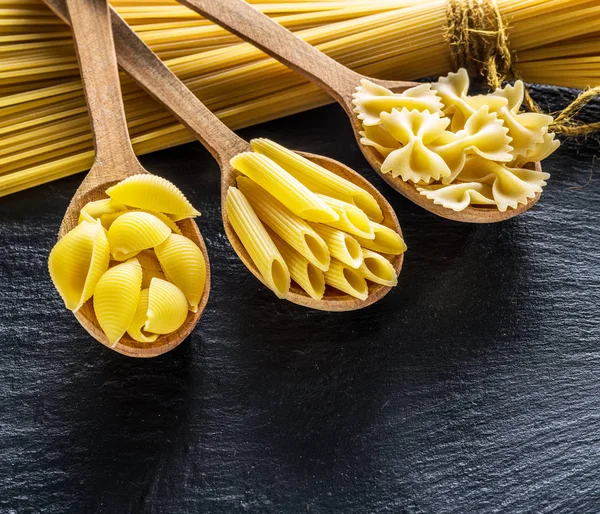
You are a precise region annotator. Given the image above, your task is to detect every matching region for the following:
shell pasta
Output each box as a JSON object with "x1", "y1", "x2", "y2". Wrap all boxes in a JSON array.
[
  {"x1": 48, "y1": 174, "x2": 207, "y2": 348},
  {"x1": 225, "y1": 139, "x2": 406, "y2": 303}
]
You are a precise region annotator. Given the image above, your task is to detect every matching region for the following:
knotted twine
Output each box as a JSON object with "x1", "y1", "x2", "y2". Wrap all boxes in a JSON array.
[{"x1": 444, "y1": 0, "x2": 600, "y2": 136}]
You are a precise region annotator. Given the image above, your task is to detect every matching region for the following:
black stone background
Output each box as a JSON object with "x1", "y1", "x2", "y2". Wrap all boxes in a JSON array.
[{"x1": 0, "y1": 85, "x2": 599, "y2": 513}]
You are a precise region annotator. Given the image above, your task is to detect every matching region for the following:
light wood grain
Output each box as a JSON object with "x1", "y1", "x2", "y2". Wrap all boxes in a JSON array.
[
  {"x1": 49, "y1": 0, "x2": 210, "y2": 357},
  {"x1": 178, "y1": 0, "x2": 544, "y2": 223},
  {"x1": 45, "y1": 0, "x2": 404, "y2": 311}
]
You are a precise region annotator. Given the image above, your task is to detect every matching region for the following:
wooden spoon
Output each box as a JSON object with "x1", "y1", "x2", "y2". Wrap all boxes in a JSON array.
[
  {"x1": 52, "y1": 0, "x2": 210, "y2": 357},
  {"x1": 175, "y1": 0, "x2": 544, "y2": 224},
  {"x1": 45, "y1": 0, "x2": 404, "y2": 312}
]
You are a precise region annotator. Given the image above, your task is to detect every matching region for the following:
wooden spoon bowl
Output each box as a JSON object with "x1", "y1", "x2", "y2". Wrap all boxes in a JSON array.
[
  {"x1": 220, "y1": 151, "x2": 403, "y2": 311},
  {"x1": 46, "y1": 0, "x2": 405, "y2": 311},
  {"x1": 50, "y1": 0, "x2": 210, "y2": 357},
  {"x1": 179, "y1": 0, "x2": 545, "y2": 224}
]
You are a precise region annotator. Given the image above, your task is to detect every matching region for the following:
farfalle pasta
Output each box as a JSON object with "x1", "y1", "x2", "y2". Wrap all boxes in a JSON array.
[
  {"x1": 226, "y1": 138, "x2": 406, "y2": 301},
  {"x1": 48, "y1": 174, "x2": 207, "y2": 347},
  {"x1": 353, "y1": 68, "x2": 558, "y2": 212}
]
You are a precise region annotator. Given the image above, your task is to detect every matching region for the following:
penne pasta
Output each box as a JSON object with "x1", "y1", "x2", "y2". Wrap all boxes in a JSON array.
[
  {"x1": 317, "y1": 195, "x2": 374, "y2": 240},
  {"x1": 354, "y1": 221, "x2": 407, "y2": 255},
  {"x1": 225, "y1": 187, "x2": 290, "y2": 299},
  {"x1": 236, "y1": 176, "x2": 330, "y2": 271},
  {"x1": 310, "y1": 223, "x2": 363, "y2": 269},
  {"x1": 230, "y1": 151, "x2": 339, "y2": 223},
  {"x1": 250, "y1": 138, "x2": 383, "y2": 221},
  {"x1": 270, "y1": 231, "x2": 325, "y2": 301},
  {"x1": 359, "y1": 248, "x2": 398, "y2": 286},
  {"x1": 323, "y1": 259, "x2": 368, "y2": 300}
]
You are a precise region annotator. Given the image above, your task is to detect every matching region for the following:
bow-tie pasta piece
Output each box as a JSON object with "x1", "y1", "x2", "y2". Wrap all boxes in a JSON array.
[
  {"x1": 469, "y1": 81, "x2": 554, "y2": 158},
  {"x1": 48, "y1": 219, "x2": 110, "y2": 312},
  {"x1": 105, "y1": 174, "x2": 200, "y2": 218},
  {"x1": 107, "y1": 211, "x2": 172, "y2": 261},
  {"x1": 359, "y1": 124, "x2": 401, "y2": 158},
  {"x1": 513, "y1": 129, "x2": 560, "y2": 167},
  {"x1": 379, "y1": 108, "x2": 451, "y2": 183},
  {"x1": 433, "y1": 105, "x2": 513, "y2": 182},
  {"x1": 458, "y1": 157, "x2": 550, "y2": 211},
  {"x1": 93, "y1": 258, "x2": 143, "y2": 347},
  {"x1": 431, "y1": 68, "x2": 507, "y2": 131},
  {"x1": 155, "y1": 234, "x2": 208, "y2": 312},
  {"x1": 353, "y1": 79, "x2": 443, "y2": 126},
  {"x1": 417, "y1": 182, "x2": 496, "y2": 211}
]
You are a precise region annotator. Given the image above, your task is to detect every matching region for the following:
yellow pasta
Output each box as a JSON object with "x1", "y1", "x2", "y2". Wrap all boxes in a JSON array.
[
  {"x1": 48, "y1": 219, "x2": 110, "y2": 312},
  {"x1": 230, "y1": 152, "x2": 339, "y2": 223},
  {"x1": 323, "y1": 259, "x2": 368, "y2": 300},
  {"x1": 236, "y1": 176, "x2": 330, "y2": 271},
  {"x1": 93, "y1": 258, "x2": 143, "y2": 347},
  {"x1": 78, "y1": 198, "x2": 126, "y2": 225},
  {"x1": 270, "y1": 231, "x2": 325, "y2": 301},
  {"x1": 354, "y1": 221, "x2": 407, "y2": 255},
  {"x1": 318, "y1": 195, "x2": 374, "y2": 239},
  {"x1": 127, "y1": 289, "x2": 158, "y2": 343},
  {"x1": 250, "y1": 138, "x2": 383, "y2": 221},
  {"x1": 154, "y1": 233, "x2": 207, "y2": 312},
  {"x1": 359, "y1": 248, "x2": 398, "y2": 287},
  {"x1": 99, "y1": 208, "x2": 182, "y2": 234},
  {"x1": 144, "y1": 278, "x2": 188, "y2": 334},
  {"x1": 310, "y1": 223, "x2": 363, "y2": 269},
  {"x1": 136, "y1": 249, "x2": 166, "y2": 289},
  {"x1": 105, "y1": 174, "x2": 201, "y2": 218},
  {"x1": 107, "y1": 211, "x2": 172, "y2": 261},
  {"x1": 225, "y1": 186, "x2": 290, "y2": 298}
]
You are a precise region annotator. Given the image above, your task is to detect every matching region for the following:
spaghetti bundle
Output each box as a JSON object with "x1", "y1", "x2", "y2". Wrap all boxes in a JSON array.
[{"x1": 1, "y1": 0, "x2": 599, "y2": 196}]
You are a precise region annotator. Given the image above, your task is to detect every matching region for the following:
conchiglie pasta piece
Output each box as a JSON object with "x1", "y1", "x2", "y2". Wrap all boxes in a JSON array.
[
  {"x1": 107, "y1": 211, "x2": 171, "y2": 261},
  {"x1": 48, "y1": 219, "x2": 110, "y2": 312},
  {"x1": 154, "y1": 234, "x2": 207, "y2": 312},
  {"x1": 100, "y1": 209, "x2": 182, "y2": 234},
  {"x1": 144, "y1": 278, "x2": 189, "y2": 334},
  {"x1": 127, "y1": 289, "x2": 158, "y2": 344},
  {"x1": 93, "y1": 258, "x2": 142, "y2": 347},
  {"x1": 105, "y1": 174, "x2": 200, "y2": 218},
  {"x1": 78, "y1": 198, "x2": 126, "y2": 224},
  {"x1": 136, "y1": 249, "x2": 166, "y2": 289}
]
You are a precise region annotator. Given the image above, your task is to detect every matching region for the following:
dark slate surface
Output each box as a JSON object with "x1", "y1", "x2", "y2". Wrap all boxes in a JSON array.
[{"x1": 0, "y1": 86, "x2": 599, "y2": 513}]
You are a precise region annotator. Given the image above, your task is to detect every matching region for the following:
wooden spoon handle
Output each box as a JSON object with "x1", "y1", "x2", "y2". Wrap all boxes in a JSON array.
[
  {"x1": 46, "y1": 0, "x2": 247, "y2": 166},
  {"x1": 65, "y1": 0, "x2": 136, "y2": 171},
  {"x1": 178, "y1": 0, "x2": 361, "y2": 102}
]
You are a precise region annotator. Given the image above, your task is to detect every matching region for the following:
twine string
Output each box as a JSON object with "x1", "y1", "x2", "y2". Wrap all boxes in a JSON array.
[{"x1": 444, "y1": 0, "x2": 600, "y2": 136}]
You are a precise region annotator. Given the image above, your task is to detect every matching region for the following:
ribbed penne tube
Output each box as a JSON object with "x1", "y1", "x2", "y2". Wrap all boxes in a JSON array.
[
  {"x1": 310, "y1": 223, "x2": 363, "y2": 269},
  {"x1": 269, "y1": 231, "x2": 325, "y2": 301},
  {"x1": 154, "y1": 234, "x2": 206, "y2": 312},
  {"x1": 225, "y1": 187, "x2": 290, "y2": 299},
  {"x1": 93, "y1": 258, "x2": 143, "y2": 347},
  {"x1": 144, "y1": 278, "x2": 188, "y2": 335},
  {"x1": 317, "y1": 195, "x2": 374, "y2": 240},
  {"x1": 354, "y1": 221, "x2": 407, "y2": 255},
  {"x1": 236, "y1": 176, "x2": 330, "y2": 271},
  {"x1": 359, "y1": 249, "x2": 398, "y2": 287},
  {"x1": 127, "y1": 289, "x2": 158, "y2": 344},
  {"x1": 106, "y1": 174, "x2": 200, "y2": 218},
  {"x1": 324, "y1": 259, "x2": 369, "y2": 301},
  {"x1": 250, "y1": 138, "x2": 383, "y2": 222},
  {"x1": 230, "y1": 152, "x2": 339, "y2": 223},
  {"x1": 107, "y1": 211, "x2": 172, "y2": 261}
]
